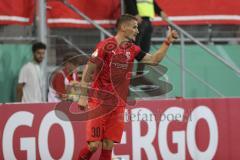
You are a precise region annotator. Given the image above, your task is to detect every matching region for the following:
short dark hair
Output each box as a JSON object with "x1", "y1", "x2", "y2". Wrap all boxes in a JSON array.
[
  {"x1": 32, "y1": 42, "x2": 46, "y2": 53},
  {"x1": 116, "y1": 14, "x2": 138, "y2": 30}
]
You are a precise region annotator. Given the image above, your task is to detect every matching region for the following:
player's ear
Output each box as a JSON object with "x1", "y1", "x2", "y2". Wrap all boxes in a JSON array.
[{"x1": 121, "y1": 23, "x2": 127, "y2": 32}]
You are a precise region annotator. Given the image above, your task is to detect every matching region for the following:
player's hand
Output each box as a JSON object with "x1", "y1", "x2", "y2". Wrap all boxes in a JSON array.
[
  {"x1": 161, "y1": 11, "x2": 168, "y2": 21},
  {"x1": 166, "y1": 26, "x2": 178, "y2": 43},
  {"x1": 78, "y1": 96, "x2": 88, "y2": 111}
]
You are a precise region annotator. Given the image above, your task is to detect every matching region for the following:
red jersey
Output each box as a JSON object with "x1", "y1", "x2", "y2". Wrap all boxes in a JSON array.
[
  {"x1": 51, "y1": 68, "x2": 79, "y2": 94},
  {"x1": 89, "y1": 37, "x2": 144, "y2": 105}
]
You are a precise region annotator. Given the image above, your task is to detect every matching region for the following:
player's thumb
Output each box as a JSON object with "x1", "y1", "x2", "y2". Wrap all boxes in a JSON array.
[{"x1": 168, "y1": 26, "x2": 172, "y2": 33}]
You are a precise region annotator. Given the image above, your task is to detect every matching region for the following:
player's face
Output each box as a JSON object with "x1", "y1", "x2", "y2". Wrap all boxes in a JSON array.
[
  {"x1": 33, "y1": 49, "x2": 45, "y2": 63},
  {"x1": 124, "y1": 20, "x2": 139, "y2": 42}
]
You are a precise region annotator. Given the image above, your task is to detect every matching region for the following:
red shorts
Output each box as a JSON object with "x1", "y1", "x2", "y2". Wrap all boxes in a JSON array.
[{"x1": 86, "y1": 100, "x2": 125, "y2": 143}]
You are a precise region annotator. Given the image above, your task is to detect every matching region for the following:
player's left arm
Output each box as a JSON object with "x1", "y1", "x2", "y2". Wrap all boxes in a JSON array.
[
  {"x1": 77, "y1": 61, "x2": 97, "y2": 110},
  {"x1": 140, "y1": 27, "x2": 178, "y2": 65}
]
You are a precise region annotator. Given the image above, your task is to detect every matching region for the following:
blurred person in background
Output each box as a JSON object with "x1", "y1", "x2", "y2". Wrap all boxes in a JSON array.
[
  {"x1": 48, "y1": 53, "x2": 84, "y2": 102},
  {"x1": 16, "y1": 42, "x2": 46, "y2": 103},
  {"x1": 124, "y1": 0, "x2": 168, "y2": 75}
]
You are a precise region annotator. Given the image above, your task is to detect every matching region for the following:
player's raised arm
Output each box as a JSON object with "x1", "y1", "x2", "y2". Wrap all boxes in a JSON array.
[{"x1": 140, "y1": 27, "x2": 178, "y2": 65}]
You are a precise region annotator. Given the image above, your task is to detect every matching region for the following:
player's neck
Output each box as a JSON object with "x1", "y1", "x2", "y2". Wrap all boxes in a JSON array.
[
  {"x1": 115, "y1": 33, "x2": 129, "y2": 45},
  {"x1": 32, "y1": 59, "x2": 41, "y2": 65}
]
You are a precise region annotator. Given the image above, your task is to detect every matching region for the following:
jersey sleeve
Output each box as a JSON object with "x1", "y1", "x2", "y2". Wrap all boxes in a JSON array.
[
  {"x1": 52, "y1": 72, "x2": 66, "y2": 95},
  {"x1": 134, "y1": 45, "x2": 146, "y2": 61},
  {"x1": 89, "y1": 42, "x2": 105, "y2": 64},
  {"x1": 18, "y1": 65, "x2": 28, "y2": 84}
]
